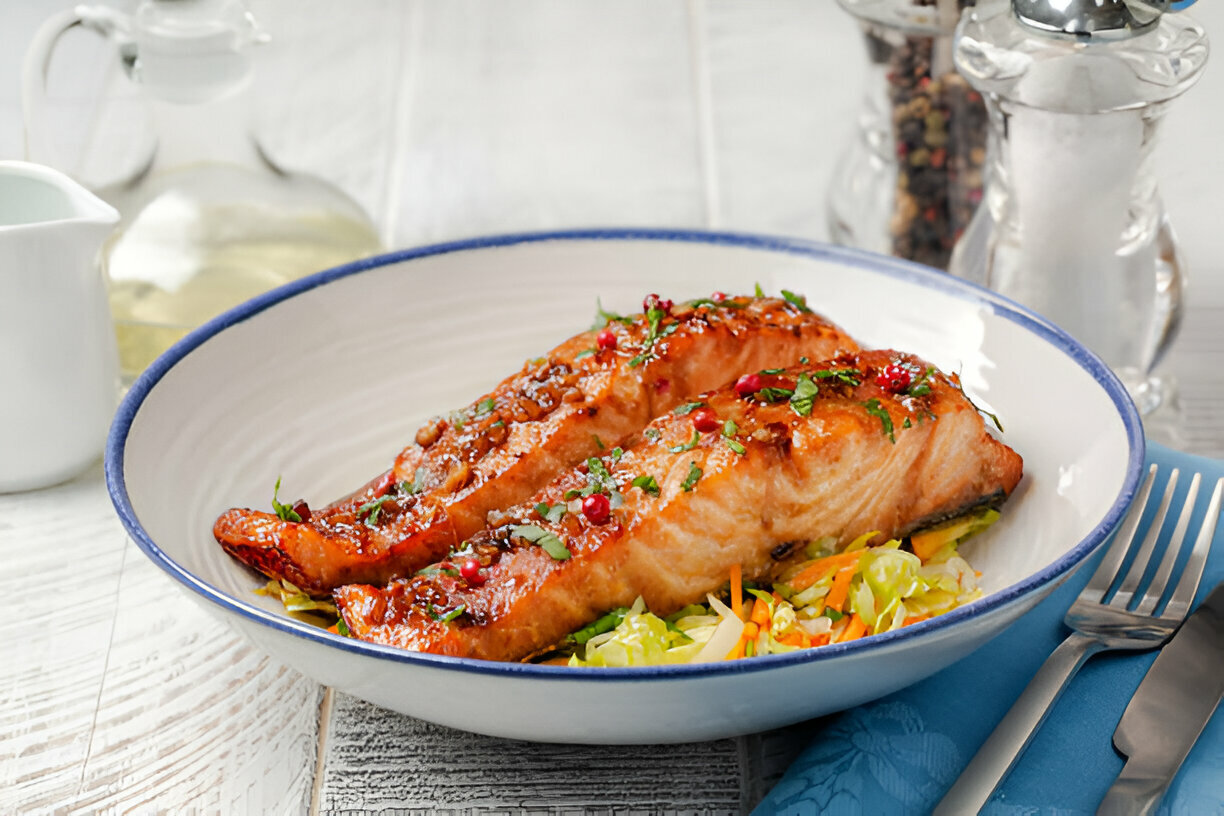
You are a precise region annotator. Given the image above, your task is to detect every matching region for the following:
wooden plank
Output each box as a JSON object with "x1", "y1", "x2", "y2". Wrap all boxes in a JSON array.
[
  {"x1": 383, "y1": 0, "x2": 707, "y2": 247},
  {"x1": 317, "y1": 693, "x2": 745, "y2": 814},
  {"x1": 0, "y1": 468, "x2": 323, "y2": 814}
]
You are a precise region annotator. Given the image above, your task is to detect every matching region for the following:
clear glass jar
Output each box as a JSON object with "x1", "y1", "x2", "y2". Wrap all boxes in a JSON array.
[
  {"x1": 828, "y1": 0, "x2": 988, "y2": 270},
  {"x1": 949, "y1": 1, "x2": 1208, "y2": 414}
]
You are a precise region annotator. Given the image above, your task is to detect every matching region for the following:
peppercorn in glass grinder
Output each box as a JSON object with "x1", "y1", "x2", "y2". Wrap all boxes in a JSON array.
[
  {"x1": 948, "y1": 0, "x2": 1207, "y2": 418},
  {"x1": 828, "y1": 0, "x2": 988, "y2": 270},
  {"x1": 23, "y1": 0, "x2": 384, "y2": 382}
]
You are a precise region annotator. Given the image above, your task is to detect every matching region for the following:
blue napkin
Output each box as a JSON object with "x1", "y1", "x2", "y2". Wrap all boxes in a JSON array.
[{"x1": 754, "y1": 442, "x2": 1224, "y2": 815}]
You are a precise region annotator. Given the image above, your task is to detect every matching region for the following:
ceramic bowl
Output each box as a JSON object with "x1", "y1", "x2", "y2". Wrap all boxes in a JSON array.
[{"x1": 107, "y1": 230, "x2": 1143, "y2": 744}]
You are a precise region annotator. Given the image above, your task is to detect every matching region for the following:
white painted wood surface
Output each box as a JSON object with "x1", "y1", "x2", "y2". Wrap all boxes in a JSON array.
[{"x1": 2, "y1": 1, "x2": 1222, "y2": 814}]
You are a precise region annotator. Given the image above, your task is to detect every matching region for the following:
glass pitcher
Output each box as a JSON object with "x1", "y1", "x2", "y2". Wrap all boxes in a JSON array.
[{"x1": 24, "y1": 0, "x2": 384, "y2": 381}]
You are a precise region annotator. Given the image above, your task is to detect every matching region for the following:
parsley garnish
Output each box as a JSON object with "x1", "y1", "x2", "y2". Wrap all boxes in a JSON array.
[
  {"x1": 812, "y1": 367, "x2": 862, "y2": 387},
  {"x1": 644, "y1": 428, "x2": 661, "y2": 441},
  {"x1": 669, "y1": 428, "x2": 701, "y2": 453},
  {"x1": 756, "y1": 386, "x2": 795, "y2": 403},
  {"x1": 610, "y1": 447, "x2": 624, "y2": 463},
  {"x1": 474, "y1": 397, "x2": 496, "y2": 416},
  {"x1": 271, "y1": 477, "x2": 301, "y2": 522},
  {"x1": 903, "y1": 417, "x2": 912, "y2": 429},
  {"x1": 908, "y1": 367, "x2": 936, "y2": 397},
  {"x1": 754, "y1": 282, "x2": 765, "y2": 297},
  {"x1": 628, "y1": 307, "x2": 680, "y2": 368},
  {"x1": 686, "y1": 297, "x2": 744, "y2": 309},
  {"x1": 722, "y1": 419, "x2": 745, "y2": 455},
  {"x1": 535, "y1": 502, "x2": 567, "y2": 523},
  {"x1": 759, "y1": 367, "x2": 785, "y2": 375},
  {"x1": 397, "y1": 467, "x2": 426, "y2": 496},
  {"x1": 335, "y1": 618, "x2": 351, "y2": 637},
  {"x1": 952, "y1": 375, "x2": 1004, "y2": 432},
  {"x1": 789, "y1": 373, "x2": 819, "y2": 417},
  {"x1": 781, "y1": 289, "x2": 812, "y2": 313},
  {"x1": 512, "y1": 524, "x2": 571, "y2": 560},
  {"x1": 427, "y1": 603, "x2": 466, "y2": 623},
  {"x1": 416, "y1": 565, "x2": 461, "y2": 578},
  {"x1": 673, "y1": 401, "x2": 706, "y2": 415},
  {"x1": 863, "y1": 398, "x2": 896, "y2": 443},
  {"x1": 632, "y1": 474, "x2": 661, "y2": 496},
  {"x1": 357, "y1": 495, "x2": 395, "y2": 526},
  {"x1": 800, "y1": 356, "x2": 810, "y2": 364},
  {"x1": 592, "y1": 298, "x2": 632, "y2": 329},
  {"x1": 593, "y1": 434, "x2": 605, "y2": 450},
  {"x1": 681, "y1": 462, "x2": 703, "y2": 492},
  {"x1": 574, "y1": 348, "x2": 597, "y2": 361}
]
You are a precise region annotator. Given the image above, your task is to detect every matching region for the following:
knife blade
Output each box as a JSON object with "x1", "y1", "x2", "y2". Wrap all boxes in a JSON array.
[{"x1": 1097, "y1": 580, "x2": 1224, "y2": 816}]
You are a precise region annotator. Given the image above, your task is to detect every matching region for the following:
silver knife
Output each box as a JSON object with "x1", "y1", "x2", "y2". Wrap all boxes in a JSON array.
[{"x1": 1097, "y1": 580, "x2": 1224, "y2": 816}]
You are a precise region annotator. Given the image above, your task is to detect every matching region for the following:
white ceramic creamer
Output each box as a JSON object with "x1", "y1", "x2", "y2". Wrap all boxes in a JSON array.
[{"x1": 0, "y1": 161, "x2": 120, "y2": 492}]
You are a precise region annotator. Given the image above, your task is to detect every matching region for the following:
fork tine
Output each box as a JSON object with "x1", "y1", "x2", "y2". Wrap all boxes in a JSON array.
[
  {"x1": 1133, "y1": 472, "x2": 1199, "y2": 616},
  {"x1": 1081, "y1": 464, "x2": 1157, "y2": 605},
  {"x1": 1110, "y1": 468, "x2": 1179, "y2": 610},
  {"x1": 1159, "y1": 475, "x2": 1222, "y2": 622}
]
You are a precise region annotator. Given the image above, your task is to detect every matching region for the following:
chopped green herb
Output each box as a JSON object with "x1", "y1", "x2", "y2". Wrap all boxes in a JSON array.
[
  {"x1": 724, "y1": 436, "x2": 746, "y2": 455},
  {"x1": 951, "y1": 375, "x2": 1004, "y2": 432},
  {"x1": 593, "y1": 434, "x2": 605, "y2": 450},
  {"x1": 568, "y1": 607, "x2": 629, "y2": 644},
  {"x1": 631, "y1": 474, "x2": 661, "y2": 496},
  {"x1": 592, "y1": 298, "x2": 633, "y2": 329},
  {"x1": 669, "y1": 428, "x2": 701, "y2": 453},
  {"x1": 863, "y1": 398, "x2": 896, "y2": 443},
  {"x1": 908, "y1": 367, "x2": 936, "y2": 397},
  {"x1": 681, "y1": 461, "x2": 703, "y2": 492},
  {"x1": 800, "y1": 356, "x2": 810, "y2": 364},
  {"x1": 397, "y1": 467, "x2": 427, "y2": 496},
  {"x1": 759, "y1": 367, "x2": 786, "y2": 375},
  {"x1": 512, "y1": 524, "x2": 571, "y2": 560},
  {"x1": 812, "y1": 367, "x2": 862, "y2": 387},
  {"x1": 416, "y1": 565, "x2": 461, "y2": 578},
  {"x1": 781, "y1": 289, "x2": 812, "y2": 313},
  {"x1": 563, "y1": 488, "x2": 582, "y2": 500},
  {"x1": 754, "y1": 282, "x2": 765, "y2": 297},
  {"x1": 756, "y1": 386, "x2": 795, "y2": 403},
  {"x1": 721, "y1": 419, "x2": 745, "y2": 454},
  {"x1": 723, "y1": 419, "x2": 739, "y2": 435},
  {"x1": 490, "y1": 420, "x2": 505, "y2": 429},
  {"x1": 686, "y1": 297, "x2": 744, "y2": 310},
  {"x1": 474, "y1": 397, "x2": 496, "y2": 416},
  {"x1": 427, "y1": 603, "x2": 466, "y2": 623},
  {"x1": 903, "y1": 416, "x2": 912, "y2": 429},
  {"x1": 528, "y1": 356, "x2": 547, "y2": 366},
  {"x1": 789, "y1": 373, "x2": 819, "y2": 417},
  {"x1": 271, "y1": 477, "x2": 302, "y2": 522},
  {"x1": 644, "y1": 428, "x2": 661, "y2": 441},
  {"x1": 357, "y1": 495, "x2": 395, "y2": 526},
  {"x1": 335, "y1": 618, "x2": 351, "y2": 637},
  {"x1": 823, "y1": 608, "x2": 845, "y2": 622},
  {"x1": 574, "y1": 348, "x2": 598, "y2": 361},
  {"x1": 672, "y1": 401, "x2": 706, "y2": 416},
  {"x1": 535, "y1": 502, "x2": 567, "y2": 523},
  {"x1": 627, "y1": 352, "x2": 649, "y2": 368},
  {"x1": 610, "y1": 447, "x2": 624, "y2": 463}
]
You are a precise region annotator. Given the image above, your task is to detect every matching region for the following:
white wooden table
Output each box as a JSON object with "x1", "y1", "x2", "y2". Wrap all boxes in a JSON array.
[{"x1": 3, "y1": 2, "x2": 1223, "y2": 813}]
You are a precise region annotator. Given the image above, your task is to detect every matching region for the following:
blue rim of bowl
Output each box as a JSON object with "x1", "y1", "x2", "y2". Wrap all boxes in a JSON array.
[{"x1": 105, "y1": 227, "x2": 1145, "y2": 681}]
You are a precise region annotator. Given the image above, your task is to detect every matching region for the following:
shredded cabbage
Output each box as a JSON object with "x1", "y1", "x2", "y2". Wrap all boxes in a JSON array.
[{"x1": 561, "y1": 509, "x2": 996, "y2": 666}]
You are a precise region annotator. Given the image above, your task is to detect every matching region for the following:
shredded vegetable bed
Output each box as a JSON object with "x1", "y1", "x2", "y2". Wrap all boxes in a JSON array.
[
  {"x1": 255, "y1": 509, "x2": 997, "y2": 665},
  {"x1": 547, "y1": 509, "x2": 997, "y2": 667}
]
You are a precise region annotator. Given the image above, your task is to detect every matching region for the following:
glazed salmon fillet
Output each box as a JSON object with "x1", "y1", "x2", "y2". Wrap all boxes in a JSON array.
[
  {"x1": 335, "y1": 349, "x2": 1023, "y2": 661},
  {"x1": 214, "y1": 295, "x2": 858, "y2": 594}
]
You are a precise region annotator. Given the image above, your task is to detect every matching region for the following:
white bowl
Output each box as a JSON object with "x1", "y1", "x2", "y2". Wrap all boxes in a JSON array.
[{"x1": 107, "y1": 230, "x2": 1143, "y2": 744}]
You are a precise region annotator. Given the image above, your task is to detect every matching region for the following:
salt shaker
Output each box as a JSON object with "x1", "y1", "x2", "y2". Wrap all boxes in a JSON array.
[{"x1": 948, "y1": 0, "x2": 1208, "y2": 414}]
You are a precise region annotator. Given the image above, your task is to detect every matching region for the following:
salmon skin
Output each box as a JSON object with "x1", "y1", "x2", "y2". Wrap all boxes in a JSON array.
[
  {"x1": 335, "y1": 349, "x2": 1023, "y2": 661},
  {"x1": 214, "y1": 295, "x2": 858, "y2": 595}
]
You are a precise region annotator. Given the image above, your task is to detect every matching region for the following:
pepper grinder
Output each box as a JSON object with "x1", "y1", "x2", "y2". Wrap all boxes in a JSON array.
[{"x1": 948, "y1": 0, "x2": 1207, "y2": 416}]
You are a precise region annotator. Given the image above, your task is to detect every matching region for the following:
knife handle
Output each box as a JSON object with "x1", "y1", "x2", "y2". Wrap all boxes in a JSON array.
[
  {"x1": 934, "y1": 632, "x2": 1104, "y2": 815},
  {"x1": 1096, "y1": 763, "x2": 1165, "y2": 816}
]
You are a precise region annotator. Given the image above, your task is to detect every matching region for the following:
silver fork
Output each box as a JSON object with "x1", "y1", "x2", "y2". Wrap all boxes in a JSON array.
[{"x1": 935, "y1": 464, "x2": 1222, "y2": 815}]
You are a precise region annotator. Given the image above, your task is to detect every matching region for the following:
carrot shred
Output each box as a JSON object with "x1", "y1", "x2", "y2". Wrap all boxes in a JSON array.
[
  {"x1": 326, "y1": 623, "x2": 340, "y2": 634},
  {"x1": 727, "y1": 621, "x2": 759, "y2": 660},
  {"x1": 779, "y1": 631, "x2": 807, "y2": 648},
  {"x1": 750, "y1": 598, "x2": 772, "y2": 628},
  {"x1": 787, "y1": 551, "x2": 864, "y2": 592},
  {"x1": 903, "y1": 615, "x2": 930, "y2": 626},
  {"x1": 837, "y1": 614, "x2": 868, "y2": 643},
  {"x1": 730, "y1": 564, "x2": 743, "y2": 619},
  {"x1": 825, "y1": 565, "x2": 857, "y2": 612}
]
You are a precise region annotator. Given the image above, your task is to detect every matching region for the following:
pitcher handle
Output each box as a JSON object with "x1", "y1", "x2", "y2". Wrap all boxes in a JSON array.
[{"x1": 21, "y1": 5, "x2": 134, "y2": 169}]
